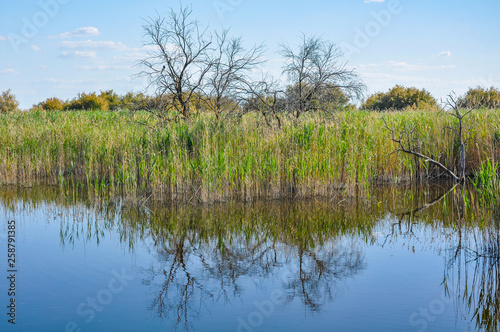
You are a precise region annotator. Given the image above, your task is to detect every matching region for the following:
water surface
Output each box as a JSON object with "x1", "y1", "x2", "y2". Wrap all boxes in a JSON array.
[{"x1": 0, "y1": 184, "x2": 498, "y2": 331}]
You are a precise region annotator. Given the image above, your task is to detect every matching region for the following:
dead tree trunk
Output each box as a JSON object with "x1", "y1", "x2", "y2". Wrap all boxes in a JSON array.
[{"x1": 383, "y1": 118, "x2": 461, "y2": 182}]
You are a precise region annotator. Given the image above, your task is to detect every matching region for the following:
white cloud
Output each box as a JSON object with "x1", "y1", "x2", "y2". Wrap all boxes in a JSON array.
[
  {"x1": 34, "y1": 78, "x2": 67, "y2": 84},
  {"x1": 32, "y1": 77, "x2": 100, "y2": 84},
  {"x1": 31, "y1": 45, "x2": 40, "y2": 51},
  {"x1": 75, "y1": 64, "x2": 131, "y2": 71},
  {"x1": 0, "y1": 68, "x2": 20, "y2": 74},
  {"x1": 364, "y1": 0, "x2": 385, "y2": 3},
  {"x1": 60, "y1": 40, "x2": 127, "y2": 51},
  {"x1": 112, "y1": 45, "x2": 179, "y2": 64},
  {"x1": 437, "y1": 51, "x2": 452, "y2": 57},
  {"x1": 0, "y1": 35, "x2": 7, "y2": 41},
  {"x1": 48, "y1": 27, "x2": 100, "y2": 39},
  {"x1": 359, "y1": 61, "x2": 456, "y2": 72},
  {"x1": 142, "y1": 45, "x2": 161, "y2": 52},
  {"x1": 40, "y1": 65, "x2": 48, "y2": 69},
  {"x1": 360, "y1": 70, "x2": 500, "y2": 103},
  {"x1": 112, "y1": 47, "x2": 156, "y2": 63},
  {"x1": 59, "y1": 51, "x2": 97, "y2": 59},
  {"x1": 113, "y1": 52, "x2": 146, "y2": 63},
  {"x1": 355, "y1": 60, "x2": 489, "y2": 104}
]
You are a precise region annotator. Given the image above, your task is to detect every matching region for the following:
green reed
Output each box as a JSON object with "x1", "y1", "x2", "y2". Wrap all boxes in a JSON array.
[{"x1": 0, "y1": 108, "x2": 499, "y2": 203}]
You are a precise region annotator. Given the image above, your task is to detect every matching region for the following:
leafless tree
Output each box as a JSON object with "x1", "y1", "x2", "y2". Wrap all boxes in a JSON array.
[
  {"x1": 384, "y1": 94, "x2": 474, "y2": 182},
  {"x1": 383, "y1": 118, "x2": 462, "y2": 181},
  {"x1": 445, "y1": 92, "x2": 474, "y2": 180},
  {"x1": 138, "y1": 6, "x2": 212, "y2": 121},
  {"x1": 202, "y1": 29, "x2": 265, "y2": 120},
  {"x1": 280, "y1": 35, "x2": 365, "y2": 118},
  {"x1": 240, "y1": 74, "x2": 285, "y2": 128}
]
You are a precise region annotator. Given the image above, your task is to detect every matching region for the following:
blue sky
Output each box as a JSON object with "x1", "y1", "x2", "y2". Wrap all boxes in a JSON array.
[{"x1": 0, "y1": 0, "x2": 499, "y2": 109}]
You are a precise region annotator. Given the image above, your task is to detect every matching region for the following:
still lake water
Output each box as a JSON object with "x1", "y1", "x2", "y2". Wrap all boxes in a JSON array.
[{"x1": 0, "y1": 184, "x2": 498, "y2": 331}]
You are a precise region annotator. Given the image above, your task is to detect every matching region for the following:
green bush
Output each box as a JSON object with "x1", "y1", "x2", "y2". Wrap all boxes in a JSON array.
[
  {"x1": 286, "y1": 83, "x2": 350, "y2": 113},
  {"x1": 362, "y1": 85, "x2": 438, "y2": 111},
  {"x1": 35, "y1": 97, "x2": 66, "y2": 111},
  {"x1": 66, "y1": 92, "x2": 110, "y2": 111},
  {"x1": 0, "y1": 89, "x2": 20, "y2": 113},
  {"x1": 313, "y1": 84, "x2": 350, "y2": 111},
  {"x1": 99, "y1": 90, "x2": 121, "y2": 110},
  {"x1": 120, "y1": 91, "x2": 151, "y2": 110},
  {"x1": 457, "y1": 86, "x2": 500, "y2": 109}
]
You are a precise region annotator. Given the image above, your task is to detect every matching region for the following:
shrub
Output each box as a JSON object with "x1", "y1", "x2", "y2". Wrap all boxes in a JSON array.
[
  {"x1": 311, "y1": 84, "x2": 350, "y2": 112},
  {"x1": 99, "y1": 90, "x2": 121, "y2": 110},
  {"x1": 362, "y1": 85, "x2": 438, "y2": 111},
  {"x1": 120, "y1": 91, "x2": 151, "y2": 110},
  {"x1": 457, "y1": 86, "x2": 500, "y2": 109},
  {"x1": 66, "y1": 92, "x2": 109, "y2": 111},
  {"x1": 0, "y1": 89, "x2": 20, "y2": 113},
  {"x1": 35, "y1": 97, "x2": 66, "y2": 111},
  {"x1": 286, "y1": 83, "x2": 350, "y2": 113}
]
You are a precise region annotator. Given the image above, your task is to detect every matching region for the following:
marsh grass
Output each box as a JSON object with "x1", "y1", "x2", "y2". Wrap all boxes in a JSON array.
[
  {"x1": 1, "y1": 108, "x2": 499, "y2": 203},
  {"x1": 0, "y1": 182, "x2": 496, "y2": 250},
  {"x1": 2, "y1": 179, "x2": 500, "y2": 330}
]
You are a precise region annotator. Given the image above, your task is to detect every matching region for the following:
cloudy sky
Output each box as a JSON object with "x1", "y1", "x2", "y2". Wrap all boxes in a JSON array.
[{"x1": 0, "y1": 0, "x2": 499, "y2": 109}]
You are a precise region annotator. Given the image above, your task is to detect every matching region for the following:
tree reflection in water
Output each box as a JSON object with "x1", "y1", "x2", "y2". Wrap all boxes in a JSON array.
[
  {"x1": 383, "y1": 183, "x2": 500, "y2": 332},
  {"x1": 445, "y1": 226, "x2": 500, "y2": 331},
  {"x1": 284, "y1": 244, "x2": 365, "y2": 312},
  {"x1": 137, "y1": 202, "x2": 371, "y2": 330},
  {"x1": 1, "y1": 184, "x2": 500, "y2": 331}
]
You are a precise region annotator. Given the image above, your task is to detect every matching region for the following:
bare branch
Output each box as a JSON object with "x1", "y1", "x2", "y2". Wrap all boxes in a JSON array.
[
  {"x1": 136, "y1": 5, "x2": 212, "y2": 121},
  {"x1": 201, "y1": 29, "x2": 266, "y2": 120},
  {"x1": 383, "y1": 118, "x2": 461, "y2": 182},
  {"x1": 280, "y1": 34, "x2": 365, "y2": 118},
  {"x1": 239, "y1": 74, "x2": 285, "y2": 129}
]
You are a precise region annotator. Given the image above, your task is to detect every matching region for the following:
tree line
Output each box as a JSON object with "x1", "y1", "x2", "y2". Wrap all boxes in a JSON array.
[
  {"x1": 0, "y1": 84, "x2": 497, "y2": 116},
  {"x1": 1, "y1": 6, "x2": 499, "y2": 117},
  {"x1": 1, "y1": 83, "x2": 499, "y2": 117}
]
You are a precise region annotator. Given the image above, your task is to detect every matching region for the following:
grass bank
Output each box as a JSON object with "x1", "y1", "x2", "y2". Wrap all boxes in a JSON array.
[{"x1": 0, "y1": 109, "x2": 499, "y2": 202}]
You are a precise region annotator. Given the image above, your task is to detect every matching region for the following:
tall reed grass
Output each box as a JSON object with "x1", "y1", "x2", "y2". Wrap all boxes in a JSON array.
[{"x1": 0, "y1": 108, "x2": 499, "y2": 202}]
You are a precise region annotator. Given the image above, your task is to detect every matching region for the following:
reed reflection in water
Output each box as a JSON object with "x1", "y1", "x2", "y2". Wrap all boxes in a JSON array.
[{"x1": 0, "y1": 183, "x2": 499, "y2": 331}]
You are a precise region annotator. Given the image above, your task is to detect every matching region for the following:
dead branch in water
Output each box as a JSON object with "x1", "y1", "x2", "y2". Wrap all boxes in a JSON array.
[
  {"x1": 383, "y1": 117, "x2": 461, "y2": 182},
  {"x1": 383, "y1": 93, "x2": 474, "y2": 182}
]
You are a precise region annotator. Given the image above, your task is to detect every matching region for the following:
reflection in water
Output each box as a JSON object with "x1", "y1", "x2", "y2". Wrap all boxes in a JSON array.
[
  {"x1": 1, "y1": 183, "x2": 499, "y2": 331},
  {"x1": 445, "y1": 226, "x2": 500, "y2": 331},
  {"x1": 284, "y1": 243, "x2": 365, "y2": 312},
  {"x1": 136, "y1": 204, "x2": 370, "y2": 330},
  {"x1": 144, "y1": 235, "x2": 366, "y2": 330}
]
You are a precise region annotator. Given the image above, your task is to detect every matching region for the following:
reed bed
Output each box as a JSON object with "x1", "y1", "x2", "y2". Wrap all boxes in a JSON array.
[{"x1": 1, "y1": 108, "x2": 499, "y2": 203}]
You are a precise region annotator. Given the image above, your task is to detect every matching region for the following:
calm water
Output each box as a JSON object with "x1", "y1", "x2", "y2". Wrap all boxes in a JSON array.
[{"x1": 0, "y1": 184, "x2": 499, "y2": 331}]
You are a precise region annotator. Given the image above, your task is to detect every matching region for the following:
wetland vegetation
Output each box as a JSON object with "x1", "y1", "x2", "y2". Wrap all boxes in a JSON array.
[
  {"x1": 1, "y1": 183, "x2": 500, "y2": 331},
  {"x1": 1, "y1": 108, "x2": 500, "y2": 203},
  {"x1": 2, "y1": 4, "x2": 500, "y2": 332}
]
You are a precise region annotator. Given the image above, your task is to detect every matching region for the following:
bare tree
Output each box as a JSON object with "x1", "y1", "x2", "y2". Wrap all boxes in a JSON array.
[
  {"x1": 384, "y1": 118, "x2": 461, "y2": 181},
  {"x1": 202, "y1": 29, "x2": 265, "y2": 120},
  {"x1": 240, "y1": 74, "x2": 285, "y2": 128},
  {"x1": 383, "y1": 93, "x2": 474, "y2": 182},
  {"x1": 280, "y1": 35, "x2": 365, "y2": 118},
  {"x1": 445, "y1": 92, "x2": 474, "y2": 180},
  {"x1": 138, "y1": 6, "x2": 212, "y2": 121}
]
